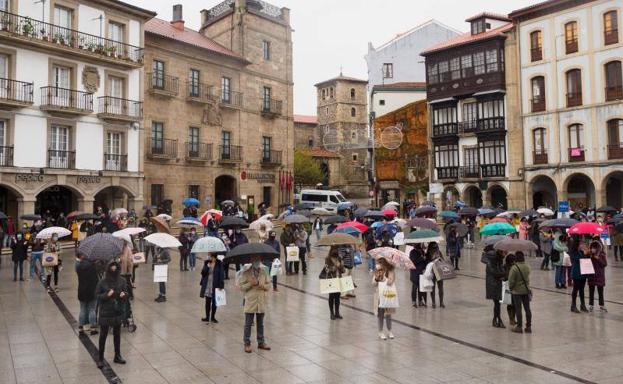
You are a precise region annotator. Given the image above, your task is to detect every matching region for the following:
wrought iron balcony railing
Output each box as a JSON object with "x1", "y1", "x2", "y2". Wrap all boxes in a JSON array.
[
  {"x1": 477, "y1": 117, "x2": 505, "y2": 132},
  {"x1": 219, "y1": 145, "x2": 242, "y2": 162},
  {"x1": 608, "y1": 144, "x2": 623, "y2": 160},
  {"x1": 104, "y1": 153, "x2": 127, "y2": 171},
  {"x1": 216, "y1": 89, "x2": 243, "y2": 108},
  {"x1": 0, "y1": 78, "x2": 33, "y2": 105},
  {"x1": 0, "y1": 145, "x2": 13, "y2": 166},
  {"x1": 148, "y1": 72, "x2": 179, "y2": 96},
  {"x1": 459, "y1": 165, "x2": 479, "y2": 179},
  {"x1": 481, "y1": 164, "x2": 505, "y2": 178},
  {"x1": 261, "y1": 98, "x2": 283, "y2": 117},
  {"x1": 432, "y1": 123, "x2": 458, "y2": 137},
  {"x1": 436, "y1": 166, "x2": 458, "y2": 180},
  {"x1": 261, "y1": 149, "x2": 282, "y2": 165},
  {"x1": 148, "y1": 138, "x2": 177, "y2": 159},
  {"x1": 48, "y1": 149, "x2": 75, "y2": 169},
  {"x1": 533, "y1": 150, "x2": 548, "y2": 165},
  {"x1": 185, "y1": 142, "x2": 212, "y2": 161},
  {"x1": 568, "y1": 147, "x2": 585, "y2": 162},
  {"x1": 97, "y1": 96, "x2": 142, "y2": 121},
  {"x1": 186, "y1": 82, "x2": 216, "y2": 103},
  {"x1": 40, "y1": 86, "x2": 93, "y2": 114}
]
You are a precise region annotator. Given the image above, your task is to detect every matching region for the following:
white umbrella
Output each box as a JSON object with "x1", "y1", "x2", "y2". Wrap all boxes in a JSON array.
[
  {"x1": 191, "y1": 236, "x2": 227, "y2": 254},
  {"x1": 393, "y1": 232, "x2": 405, "y2": 246},
  {"x1": 112, "y1": 232, "x2": 132, "y2": 245},
  {"x1": 384, "y1": 201, "x2": 400, "y2": 207},
  {"x1": 496, "y1": 210, "x2": 521, "y2": 218},
  {"x1": 157, "y1": 213, "x2": 172, "y2": 221},
  {"x1": 259, "y1": 213, "x2": 274, "y2": 221},
  {"x1": 177, "y1": 218, "x2": 201, "y2": 228},
  {"x1": 144, "y1": 233, "x2": 181, "y2": 248},
  {"x1": 249, "y1": 218, "x2": 273, "y2": 231},
  {"x1": 391, "y1": 218, "x2": 407, "y2": 227},
  {"x1": 36, "y1": 226, "x2": 71, "y2": 239},
  {"x1": 537, "y1": 207, "x2": 554, "y2": 216},
  {"x1": 311, "y1": 208, "x2": 332, "y2": 216},
  {"x1": 113, "y1": 227, "x2": 146, "y2": 236},
  {"x1": 111, "y1": 208, "x2": 128, "y2": 217}
]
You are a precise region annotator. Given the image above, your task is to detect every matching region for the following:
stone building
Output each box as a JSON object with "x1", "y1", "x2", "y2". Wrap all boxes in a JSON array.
[
  {"x1": 509, "y1": 0, "x2": 623, "y2": 211},
  {"x1": 143, "y1": 0, "x2": 293, "y2": 218},
  {"x1": 293, "y1": 114, "x2": 319, "y2": 149},
  {"x1": 315, "y1": 75, "x2": 370, "y2": 197},
  {"x1": 0, "y1": 0, "x2": 154, "y2": 223}
]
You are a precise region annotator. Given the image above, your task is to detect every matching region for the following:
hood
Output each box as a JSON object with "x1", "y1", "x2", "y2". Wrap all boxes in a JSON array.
[
  {"x1": 480, "y1": 249, "x2": 497, "y2": 264},
  {"x1": 104, "y1": 261, "x2": 121, "y2": 280},
  {"x1": 589, "y1": 240, "x2": 603, "y2": 255}
]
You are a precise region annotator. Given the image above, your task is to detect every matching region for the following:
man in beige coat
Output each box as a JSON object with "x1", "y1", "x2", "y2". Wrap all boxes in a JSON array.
[{"x1": 239, "y1": 255, "x2": 272, "y2": 353}]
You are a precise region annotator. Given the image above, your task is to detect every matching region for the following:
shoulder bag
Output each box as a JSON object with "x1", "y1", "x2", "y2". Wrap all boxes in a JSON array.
[{"x1": 514, "y1": 265, "x2": 532, "y2": 301}]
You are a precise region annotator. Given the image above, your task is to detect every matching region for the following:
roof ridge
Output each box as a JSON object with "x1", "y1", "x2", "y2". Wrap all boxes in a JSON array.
[{"x1": 372, "y1": 19, "x2": 462, "y2": 51}]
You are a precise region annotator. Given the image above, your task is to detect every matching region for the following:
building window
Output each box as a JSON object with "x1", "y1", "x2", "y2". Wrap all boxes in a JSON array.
[
  {"x1": 566, "y1": 69, "x2": 582, "y2": 107},
  {"x1": 379, "y1": 99, "x2": 385, "y2": 106},
  {"x1": 321, "y1": 89, "x2": 326, "y2": 100},
  {"x1": 262, "y1": 40, "x2": 270, "y2": 60},
  {"x1": 605, "y1": 61, "x2": 623, "y2": 101},
  {"x1": 533, "y1": 128, "x2": 547, "y2": 153},
  {"x1": 485, "y1": 49, "x2": 499, "y2": 73},
  {"x1": 188, "y1": 185, "x2": 200, "y2": 200},
  {"x1": 462, "y1": 102, "x2": 478, "y2": 131},
  {"x1": 54, "y1": 6, "x2": 72, "y2": 38},
  {"x1": 351, "y1": 107, "x2": 356, "y2": 117},
  {"x1": 329, "y1": 87, "x2": 334, "y2": 98},
  {"x1": 263, "y1": 186, "x2": 272, "y2": 207},
  {"x1": 221, "y1": 77, "x2": 231, "y2": 103},
  {"x1": 471, "y1": 19, "x2": 486, "y2": 35},
  {"x1": 326, "y1": 107, "x2": 329, "y2": 115},
  {"x1": 189, "y1": 69, "x2": 200, "y2": 97},
  {"x1": 49, "y1": 125, "x2": 70, "y2": 168},
  {"x1": 438, "y1": 61, "x2": 450, "y2": 82},
  {"x1": 151, "y1": 122, "x2": 164, "y2": 154},
  {"x1": 221, "y1": 131, "x2": 231, "y2": 158},
  {"x1": 608, "y1": 119, "x2": 623, "y2": 151},
  {"x1": 150, "y1": 184, "x2": 164, "y2": 207},
  {"x1": 565, "y1": 21, "x2": 578, "y2": 54},
  {"x1": 152, "y1": 60, "x2": 165, "y2": 89},
  {"x1": 351, "y1": 131, "x2": 357, "y2": 140},
  {"x1": 434, "y1": 144, "x2": 459, "y2": 168},
  {"x1": 569, "y1": 124, "x2": 583, "y2": 149},
  {"x1": 188, "y1": 126, "x2": 199, "y2": 155},
  {"x1": 350, "y1": 88, "x2": 355, "y2": 98},
  {"x1": 473, "y1": 52, "x2": 485, "y2": 75},
  {"x1": 461, "y1": 55, "x2": 473, "y2": 78},
  {"x1": 308, "y1": 138, "x2": 314, "y2": 148},
  {"x1": 604, "y1": 10, "x2": 619, "y2": 45},
  {"x1": 450, "y1": 57, "x2": 460, "y2": 80},
  {"x1": 382, "y1": 63, "x2": 393, "y2": 79},
  {"x1": 262, "y1": 86, "x2": 272, "y2": 111},
  {"x1": 262, "y1": 136, "x2": 271, "y2": 161},
  {"x1": 530, "y1": 30, "x2": 542, "y2": 62},
  {"x1": 352, "y1": 153, "x2": 358, "y2": 162},
  {"x1": 427, "y1": 63, "x2": 438, "y2": 84},
  {"x1": 531, "y1": 76, "x2": 546, "y2": 112}
]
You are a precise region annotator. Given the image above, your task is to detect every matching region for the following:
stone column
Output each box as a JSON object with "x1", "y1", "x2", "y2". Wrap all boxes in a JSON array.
[
  {"x1": 17, "y1": 198, "x2": 36, "y2": 229},
  {"x1": 78, "y1": 198, "x2": 95, "y2": 213}
]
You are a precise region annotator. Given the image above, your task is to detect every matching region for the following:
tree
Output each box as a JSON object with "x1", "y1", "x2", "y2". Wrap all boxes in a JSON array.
[{"x1": 294, "y1": 150, "x2": 323, "y2": 187}]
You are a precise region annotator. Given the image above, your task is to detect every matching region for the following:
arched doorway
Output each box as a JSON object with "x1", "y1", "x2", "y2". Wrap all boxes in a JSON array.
[
  {"x1": 320, "y1": 162, "x2": 330, "y2": 186},
  {"x1": 0, "y1": 185, "x2": 21, "y2": 219},
  {"x1": 215, "y1": 175, "x2": 237, "y2": 206},
  {"x1": 36, "y1": 185, "x2": 78, "y2": 218},
  {"x1": 442, "y1": 186, "x2": 459, "y2": 210},
  {"x1": 531, "y1": 175, "x2": 557, "y2": 209},
  {"x1": 565, "y1": 173, "x2": 595, "y2": 211},
  {"x1": 604, "y1": 171, "x2": 623, "y2": 209},
  {"x1": 489, "y1": 185, "x2": 508, "y2": 209},
  {"x1": 463, "y1": 185, "x2": 483, "y2": 208},
  {"x1": 94, "y1": 186, "x2": 133, "y2": 213}
]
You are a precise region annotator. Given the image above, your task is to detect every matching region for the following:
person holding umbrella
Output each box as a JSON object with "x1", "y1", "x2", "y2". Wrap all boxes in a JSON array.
[
  {"x1": 154, "y1": 246, "x2": 171, "y2": 303},
  {"x1": 320, "y1": 247, "x2": 344, "y2": 319},
  {"x1": 587, "y1": 240, "x2": 607, "y2": 312},
  {"x1": 294, "y1": 224, "x2": 308, "y2": 275},
  {"x1": 373, "y1": 257, "x2": 396, "y2": 340},
  {"x1": 45, "y1": 234, "x2": 61, "y2": 293},
  {"x1": 446, "y1": 226, "x2": 460, "y2": 270},
  {"x1": 238, "y1": 254, "x2": 272, "y2": 353},
  {"x1": 426, "y1": 242, "x2": 445, "y2": 308},
  {"x1": 29, "y1": 235, "x2": 45, "y2": 282},
  {"x1": 199, "y1": 253, "x2": 224, "y2": 323},
  {"x1": 570, "y1": 237, "x2": 589, "y2": 313},
  {"x1": 178, "y1": 228, "x2": 191, "y2": 272},
  {"x1": 76, "y1": 253, "x2": 99, "y2": 335},
  {"x1": 409, "y1": 244, "x2": 427, "y2": 307},
  {"x1": 484, "y1": 248, "x2": 506, "y2": 328},
  {"x1": 507, "y1": 252, "x2": 532, "y2": 333},
  {"x1": 539, "y1": 228, "x2": 553, "y2": 270},
  {"x1": 264, "y1": 231, "x2": 281, "y2": 291},
  {"x1": 280, "y1": 224, "x2": 296, "y2": 275},
  {"x1": 552, "y1": 232, "x2": 568, "y2": 288},
  {"x1": 95, "y1": 261, "x2": 128, "y2": 368}
]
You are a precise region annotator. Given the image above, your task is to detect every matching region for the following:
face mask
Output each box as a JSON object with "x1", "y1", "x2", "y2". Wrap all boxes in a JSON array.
[
  {"x1": 52, "y1": 236, "x2": 58, "y2": 241},
  {"x1": 252, "y1": 261, "x2": 261, "y2": 268},
  {"x1": 16, "y1": 234, "x2": 22, "y2": 240},
  {"x1": 235, "y1": 229, "x2": 241, "y2": 234}
]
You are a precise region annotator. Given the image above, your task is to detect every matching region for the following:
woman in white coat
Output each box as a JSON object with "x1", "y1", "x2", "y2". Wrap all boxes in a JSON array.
[{"x1": 373, "y1": 257, "x2": 397, "y2": 340}]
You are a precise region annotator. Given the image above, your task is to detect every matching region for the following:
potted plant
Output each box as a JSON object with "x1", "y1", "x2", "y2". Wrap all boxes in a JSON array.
[
  {"x1": 22, "y1": 17, "x2": 34, "y2": 37},
  {"x1": 40, "y1": 28, "x2": 48, "y2": 41},
  {"x1": 78, "y1": 37, "x2": 85, "y2": 49},
  {"x1": 1, "y1": 14, "x2": 11, "y2": 32},
  {"x1": 87, "y1": 42, "x2": 95, "y2": 52}
]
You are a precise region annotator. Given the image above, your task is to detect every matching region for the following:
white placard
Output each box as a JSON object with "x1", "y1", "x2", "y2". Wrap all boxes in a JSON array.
[
  {"x1": 429, "y1": 183, "x2": 443, "y2": 194},
  {"x1": 154, "y1": 264, "x2": 168, "y2": 282}
]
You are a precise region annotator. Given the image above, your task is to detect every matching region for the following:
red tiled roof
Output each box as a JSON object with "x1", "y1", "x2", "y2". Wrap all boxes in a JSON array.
[
  {"x1": 294, "y1": 115, "x2": 317, "y2": 124},
  {"x1": 421, "y1": 23, "x2": 513, "y2": 56},
  {"x1": 303, "y1": 148, "x2": 341, "y2": 159},
  {"x1": 465, "y1": 12, "x2": 510, "y2": 22},
  {"x1": 509, "y1": 0, "x2": 588, "y2": 21},
  {"x1": 145, "y1": 18, "x2": 246, "y2": 62}
]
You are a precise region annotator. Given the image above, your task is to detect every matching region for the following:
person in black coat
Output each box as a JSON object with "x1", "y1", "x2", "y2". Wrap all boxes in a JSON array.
[
  {"x1": 264, "y1": 231, "x2": 281, "y2": 291},
  {"x1": 76, "y1": 255, "x2": 99, "y2": 335},
  {"x1": 95, "y1": 261, "x2": 128, "y2": 368},
  {"x1": 199, "y1": 254, "x2": 224, "y2": 323},
  {"x1": 409, "y1": 244, "x2": 427, "y2": 307},
  {"x1": 11, "y1": 232, "x2": 29, "y2": 281},
  {"x1": 484, "y1": 248, "x2": 506, "y2": 328},
  {"x1": 178, "y1": 229, "x2": 191, "y2": 271}
]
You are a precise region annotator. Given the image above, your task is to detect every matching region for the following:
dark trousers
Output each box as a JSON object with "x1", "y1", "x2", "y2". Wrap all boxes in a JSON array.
[
  {"x1": 123, "y1": 275, "x2": 133, "y2": 299},
  {"x1": 292, "y1": 247, "x2": 307, "y2": 274},
  {"x1": 615, "y1": 246, "x2": 623, "y2": 258},
  {"x1": 411, "y1": 277, "x2": 426, "y2": 304},
  {"x1": 180, "y1": 253, "x2": 188, "y2": 271},
  {"x1": 492, "y1": 299, "x2": 501, "y2": 320},
  {"x1": 205, "y1": 295, "x2": 217, "y2": 320},
  {"x1": 571, "y1": 278, "x2": 586, "y2": 308},
  {"x1": 507, "y1": 304, "x2": 516, "y2": 323},
  {"x1": 512, "y1": 294, "x2": 531, "y2": 328},
  {"x1": 588, "y1": 285, "x2": 604, "y2": 306},
  {"x1": 451, "y1": 256, "x2": 459, "y2": 269},
  {"x1": 132, "y1": 265, "x2": 138, "y2": 283},
  {"x1": 98, "y1": 324, "x2": 121, "y2": 360},
  {"x1": 13, "y1": 260, "x2": 24, "y2": 280},
  {"x1": 272, "y1": 275, "x2": 277, "y2": 290},
  {"x1": 159, "y1": 282, "x2": 166, "y2": 296},
  {"x1": 430, "y1": 280, "x2": 444, "y2": 305},
  {"x1": 328, "y1": 292, "x2": 340, "y2": 316},
  {"x1": 541, "y1": 253, "x2": 550, "y2": 269},
  {"x1": 46, "y1": 265, "x2": 59, "y2": 288},
  {"x1": 243, "y1": 313, "x2": 265, "y2": 345}
]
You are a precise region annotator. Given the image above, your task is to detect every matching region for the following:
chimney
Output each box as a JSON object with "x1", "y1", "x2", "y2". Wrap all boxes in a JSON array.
[
  {"x1": 200, "y1": 9, "x2": 209, "y2": 27},
  {"x1": 171, "y1": 4, "x2": 184, "y2": 31}
]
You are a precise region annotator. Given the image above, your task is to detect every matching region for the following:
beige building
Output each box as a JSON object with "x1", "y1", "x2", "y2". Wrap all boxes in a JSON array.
[
  {"x1": 143, "y1": 1, "x2": 293, "y2": 218},
  {"x1": 315, "y1": 75, "x2": 370, "y2": 198}
]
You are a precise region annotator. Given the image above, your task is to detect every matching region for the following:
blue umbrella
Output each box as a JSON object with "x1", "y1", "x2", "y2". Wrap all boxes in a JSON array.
[
  {"x1": 182, "y1": 197, "x2": 201, "y2": 206},
  {"x1": 337, "y1": 202, "x2": 354, "y2": 211},
  {"x1": 455, "y1": 200, "x2": 466, "y2": 208},
  {"x1": 335, "y1": 226, "x2": 361, "y2": 236},
  {"x1": 440, "y1": 211, "x2": 459, "y2": 219},
  {"x1": 374, "y1": 223, "x2": 399, "y2": 239},
  {"x1": 370, "y1": 221, "x2": 384, "y2": 229}
]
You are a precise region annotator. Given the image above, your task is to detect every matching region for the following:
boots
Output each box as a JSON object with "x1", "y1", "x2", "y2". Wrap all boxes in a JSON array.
[
  {"x1": 113, "y1": 355, "x2": 126, "y2": 364},
  {"x1": 497, "y1": 318, "x2": 506, "y2": 329},
  {"x1": 571, "y1": 306, "x2": 581, "y2": 313}
]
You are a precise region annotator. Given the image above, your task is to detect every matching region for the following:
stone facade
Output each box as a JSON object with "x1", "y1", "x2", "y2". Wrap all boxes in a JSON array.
[{"x1": 143, "y1": 0, "x2": 293, "y2": 218}]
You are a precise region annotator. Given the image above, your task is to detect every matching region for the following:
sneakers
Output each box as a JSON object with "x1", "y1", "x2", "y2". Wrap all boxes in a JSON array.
[
  {"x1": 378, "y1": 332, "x2": 387, "y2": 340},
  {"x1": 387, "y1": 332, "x2": 395, "y2": 339},
  {"x1": 600, "y1": 306, "x2": 608, "y2": 312},
  {"x1": 154, "y1": 295, "x2": 166, "y2": 303},
  {"x1": 588, "y1": 305, "x2": 594, "y2": 312},
  {"x1": 258, "y1": 343, "x2": 271, "y2": 351},
  {"x1": 511, "y1": 326, "x2": 523, "y2": 333}
]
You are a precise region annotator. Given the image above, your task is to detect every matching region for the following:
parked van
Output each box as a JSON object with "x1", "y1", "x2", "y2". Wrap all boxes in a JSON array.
[{"x1": 300, "y1": 190, "x2": 348, "y2": 213}]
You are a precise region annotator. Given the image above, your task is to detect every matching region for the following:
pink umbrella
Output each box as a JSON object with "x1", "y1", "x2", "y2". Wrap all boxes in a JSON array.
[
  {"x1": 368, "y1": 247, "x2": 415, "y2": 270},
  {"x1": 335, "y1": 221, "x2": 369, "y2": 233},
  {"x1": 568, "y1": 222, "x2": 606, "y2": 235}
]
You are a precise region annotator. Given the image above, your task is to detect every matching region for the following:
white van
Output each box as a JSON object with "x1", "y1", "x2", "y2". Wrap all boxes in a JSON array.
[{"x1": 300, "y1": 190, "x2": 348, "y2": 213}]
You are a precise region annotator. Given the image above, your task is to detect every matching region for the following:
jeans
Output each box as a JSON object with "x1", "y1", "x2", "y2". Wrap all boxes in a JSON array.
[
  {"x1": 243, "y1": 313, "x2": 265, "y2": 345},
  {"x1": 588, "y1": 285, "x2": 604, "y2": 306},
  {"x1": 328, "y1": 292, "x2": 340, "y2": 316},
  {"x1": 411, "y1": 277, "x2": 425, "y2": 304},
  {"x1": 205, "y1": 295, "x2": 217, "y2": 320},
  {"x1": 180, "y1": 253, "x2": 188, "y2": 270},
  {"x1": 431, "y1": 280, "x2": 444, "y2": 306},
  {"x1": 554, "y1": 266, "x2": 565, "y2": 286},
  {"x1": 159, "y1": 282, "x2": 166, "y2": 296},
  {"x1": 31, "y1": 251, "x2": 43, "y2": 278},
  {"x1": 293, "y1": 247, "x2": 307, "y2": 273},
  {"x1": 189, "y1": 253, "x2": 197, "y2": 269},
  {"x1": 571, "y1": 278, "x2": 586, "y2": 308},
  {"x1": 13, "y1": 260, "x2": 24, "y2": 280},
  {"x1": 367, "y1": 254, "x2": 375, "y2": 271},
  {"x1": 79, "y1": 299, "x2": 97, "y2": 326},
  {"x1": 541, "y1": 253, "x2": 550, "y2": 269},
  {"x1": 315, "y1": 229, "x2": 321, "y2": 241},
  {"x1": 98, "y1": 324, "x2": 121, "y2": 360},
  {"x1": 46, "y1": 265, "x2": 59, "y2": 289},
  {"x1": 377, "y1": 308, "x2": 392, "y2": 331},
  {"x1": 512, "y1": 294, "x2": 531, "y2": 328}
]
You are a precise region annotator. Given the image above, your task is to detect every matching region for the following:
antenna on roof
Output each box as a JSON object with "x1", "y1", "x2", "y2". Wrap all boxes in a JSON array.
[{"x1": 340, "y1": 66, "x2": 343, "y2": 76}]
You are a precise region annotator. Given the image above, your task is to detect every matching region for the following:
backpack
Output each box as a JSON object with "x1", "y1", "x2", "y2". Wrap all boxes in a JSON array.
[{"x1": 550, "y1": 248, "x2": 560, "y2": 263}]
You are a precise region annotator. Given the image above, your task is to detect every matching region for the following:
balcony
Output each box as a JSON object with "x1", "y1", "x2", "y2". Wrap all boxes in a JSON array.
[
  {"x1": 481, "y1": 164, "x2": 505, "y2": 178},
  {"x1": 47, "y1": 149, "x2": 75, "y2": 169},
  {"x1": 459, "y1": 165, "x2": 479, "y2": 179},
  {"x1": 605, "y1": 29, "x2": 619, "y2": 45},
  {"x1": 185, "y1": 142, "x2": 212, "y2": 162},
  {"x1": 432, "y1": 123, "x2": 458, "y2": 137},
  {"x1": 0, "y1": 146, "x2": 13, "y2": 166},
  {"x1": 477, "y1": 117, "x2": 505, "y2": 133},
  {"x1": 186, "y1": 83, "x2": 216, "y2": 104},
  {"x1": 0, "y1": 78, "x2": 33, "y2": 108},
  {"x1": 568, "y1": 147, "x2": 585, "y2": 162},
  {"x1": 261, "y1": 150, "x2": 282, "y2": 166},
  {"x1": 219, "y1": 145, "x2": 242, "y2": 163},
  {"x1": 0, "y1": 10, "x2": 143, "y2": 67},
  {"x1": 147, "y1": 139, "x2": 177, "y2": 160},
  {"x1": 531, "y1": 96, "x2": 545, "y2": 113},
  {"x1": 261, "y1": 98, "x2": 283, "y2": 118},
  {"x1": 97, "y1": 96, "x2": 142, "y2": 122},
  {"x1": 436, "y1": 166, "x2": 458, "y2": 180},
  {"x1": 606, "y1": 86, "x2": 623, "y2": 102},
  {"x1": 103, "y1": 153, "x2": 127, "y2": 171},
  {"x1": 608, "y1": 144, "x2": 623, "y2": 160},
  {"x1": 458, "y1": 120, "x2": 477, "y2": 134},
  {"x1": 566, "y1": 92, "x2": 582, "y2": 108},
  {"x1": 530, "y1": 48, "x2": 543, "y2": 62},
  {"x1": 148, "y1": 73, "x2": 179, "y2": 97},
  {"x1": 217, "y1": 89, "x2": 243, "y2": 109},
  {"x1": 40, "y1": 87, "x2": 93, "y2": 115},
  {"x1": 533, "y1": 150, "x2": 548, "y2": 165},
  {"x1": 565, "y1": 39, "x2": 578, "y2": 54}
]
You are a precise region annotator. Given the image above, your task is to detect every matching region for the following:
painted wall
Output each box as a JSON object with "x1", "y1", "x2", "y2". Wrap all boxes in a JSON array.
[{"x1": 371, "y1": 90, "x2": 426, "y2": 117}]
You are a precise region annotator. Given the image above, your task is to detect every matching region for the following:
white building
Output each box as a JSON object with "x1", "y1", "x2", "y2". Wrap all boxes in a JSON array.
[
  {"x1": 370, "y1": 81, "x2": 426, "y2": 117},
  {"x1": 510, "y1": 0, "x2": 623, "y2": 210},
  {"x1": 0, "y1": 0, "x2": 154, "y2": 221}
]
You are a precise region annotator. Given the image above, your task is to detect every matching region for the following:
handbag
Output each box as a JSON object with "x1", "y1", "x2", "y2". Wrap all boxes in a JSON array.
[
  {"x1": 339, "y1": 276, "x2": 355, "y2": 292},
  {"x1": 378, "y1": 281, "x2": 399, "y2": 308},
  {"x1": 320, "y1": 278, "x2": 341, "y2": 294},
  {"x1": 579, "y1": 258, "x2": 595, "y2": 275},
  {"x1": 419, "y1": 277, "x2": 434, "y2": 292},
  {"x1": 550, "y1": 249, "x2": 560, "y2": 263},
  {"x1": 42, "y1": 252, "x2": 58, "y2": 267},
  {"x1": 500, "y1": 281, "x2": 512, "y2": 305},
  {"x1": 132, "y1": 252, "x2": 146, "y2": 264},
  {"x1": 514, "y1": 265, "x2": 533, "y2": 301},
  {"x1": 214, "y1": 289, "x2": 227, "y2": 306},
  {"x1": 353, "y1": 251, "x2": 362, "y2": 266},
  {"x1": 562, "y1": 252, "x2": 572, "y2": 267},
  {"x1": 433, "y1": 259, "x2": 456, "y2": 280},
  {"x1": 286, "y1": 246, "x2": 300, "y2": 262}
]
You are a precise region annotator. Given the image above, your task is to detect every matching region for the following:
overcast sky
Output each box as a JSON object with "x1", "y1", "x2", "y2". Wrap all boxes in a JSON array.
[{"x1": 130, "y1": 0, "x2": 534, "y2": 115}]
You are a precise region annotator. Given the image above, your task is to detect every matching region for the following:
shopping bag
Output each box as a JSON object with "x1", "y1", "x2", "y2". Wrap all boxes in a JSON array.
[
  {"x1": 320, "y1": 278, "x2": 341, "y2": 294},
  {"x1": 132, "y1": 252, "x2": 146, "y2": 264},
  {"x1": 286, "y1": 246, "x2": 299, "y2": 262},
  {"x1": 419, "y1": 277, "x2": 434, "y2": 292},
  {"x1": 339, "y1": 275, "x2": 355, "y2": 292},
  {"x1": 270, "y1": 258, "x2": 282, "y2": 276},
  {"x1": 580, "y1": 258, "x2": 595, "y2": 275},
  {"x1": 154, "y1": 264, "x2": 168, "y2": 282},
  {"x1": 353, "y1": 251, "x2": 362, "y2": 266},
  {"x1": 378, "y1": 281, "x2": 399, "y2": 308},
  {"x1": 42, "y1": 252, "x2": 58, "y2": 267},
  {"x1": 500, "y1": 281, "x2": 512, "y2": 305},
  {"x1": 214, "y1": 289, "x2": 227, "y2": 306},
  {"x1": 562, "y1": 252, "x2": 572, "y2": 267},
  {"x1": 433, "y1": 259, "x2": 456, "y2": 280},
  {"x1": 77, "y1": 231, "x2": 87, "y2": 242}
]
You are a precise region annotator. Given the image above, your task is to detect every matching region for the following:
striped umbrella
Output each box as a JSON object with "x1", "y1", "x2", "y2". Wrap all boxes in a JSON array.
[
  {"x1": 368, "y1": 247, "x2": 415, "y2": 270},
  {"x1": 78, "y1": 233, "x2": 125, "y2": 261}
]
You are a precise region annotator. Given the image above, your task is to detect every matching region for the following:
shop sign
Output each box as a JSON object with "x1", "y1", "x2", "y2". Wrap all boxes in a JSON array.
[
  {"x1": 240, "y1": 171, "x2": 275, "y2": 183},
  {"x1": 378, "y1": 180, "x2": 400, "y2": 190},
  {"x1": 429, "y1": 183, "x2": 443, "y2": 194},
  {"x1": 77, "y1": 176, "x2": 101, "y2": 184},
  {"x1": 15, "y1": 174, "x2": 44, "y2": 183}
]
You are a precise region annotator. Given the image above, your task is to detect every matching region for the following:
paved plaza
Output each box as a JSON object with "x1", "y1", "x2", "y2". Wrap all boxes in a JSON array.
[{"x1": 1, "y1": 239, "x2": 623, "y2": 384}]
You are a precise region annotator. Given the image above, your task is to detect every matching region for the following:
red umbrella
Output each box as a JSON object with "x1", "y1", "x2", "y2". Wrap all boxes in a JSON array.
[
  {"x1": 568, "y1": 222, "x2": 606, "y2": 235},
  {"x1": 335, "y1": 221, "x2": 369, "y2": 233},
  {"x1": 382, "y1": 209, "x2": 397, "y2": 217}
]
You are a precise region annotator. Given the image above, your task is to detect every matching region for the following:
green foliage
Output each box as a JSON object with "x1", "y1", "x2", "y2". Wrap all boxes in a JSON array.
[{"x1": 294, "y1": 150, "x2": 323, "y2": 187}]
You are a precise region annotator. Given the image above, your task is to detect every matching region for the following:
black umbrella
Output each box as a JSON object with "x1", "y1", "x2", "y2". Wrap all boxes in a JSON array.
[
  {"x1": 539, "y1": 218, "x2": 579, "y2": 229},
  {"x1": 415, "y1": 206, "x2": 437, "y2": 216},
  {"x1": 225, "y1": 242, "x2": 279, "y2": 264},
  {"x1": 445, "y1": 222, "x2": 468, "y2": 237},
  {"x1": 353, "y1": 207, "x2": 369, "y2": 218},
  {"x1": 20, "y1": 214, "x2": 41, "y2": 221},
  {"x1": 76, "y1": 213, "x2": 99, "y2": 221},
  {"x1": 284, "y1": 214, "x2": 310, "y2": 224},
  {"x1": 325, "y1": 215, "x2": 348, "y2": 225},
  {"x1": 420, "y1": 201, "x2": 435, "y2": 207},
  {"x1": 78, "y1": 233, "x2": 125, "y2": 261},
  {"x1": 482, "y1": 235, "x2": 509, "y2": 247},
  {"x1": 406, "y1": 218, "x2": 439, "y2": 231},
  {"x1": 297, "y1": 210, "x2": 312, "y2": 217},
  {"x1": 597, "y1": 206, "x2": 617, "y2": 213},
  {"x1": 0, "y1": 211, "x2": 7, "y2": 220},
  {"x1": 458, "y1": 207, "x2": 479, "y2": 217},
  {"x1": 220, "y1": 216, "x2": 249, "y2": 228},
  {"x1": 615, "y1": 222, "x2": 623, "y2": 233},
  {"x1": 364, "y1": 210, "x2": 385, "y2": 219},
  {"x1": 294, "y1": 203, "x2": 314, "y2": 211}
]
